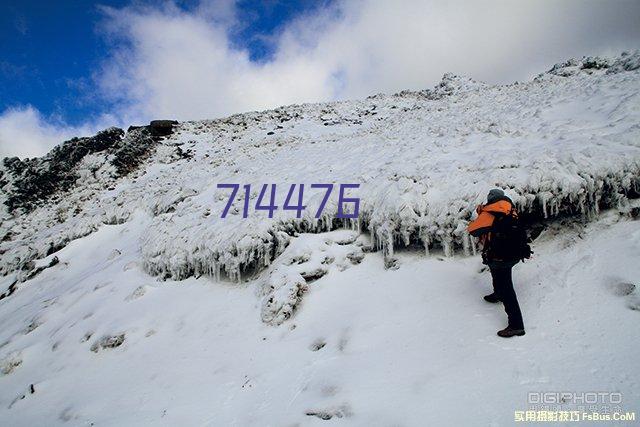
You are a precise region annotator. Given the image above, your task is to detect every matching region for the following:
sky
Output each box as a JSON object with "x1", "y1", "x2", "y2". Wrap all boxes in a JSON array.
[{"x1": 1, "y1": 0, "x2": 639, "y2": 159}]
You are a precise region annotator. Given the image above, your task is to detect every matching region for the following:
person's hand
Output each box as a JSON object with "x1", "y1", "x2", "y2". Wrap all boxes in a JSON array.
[{"x1": 476, "y1": 204, "x2": 484, "y2": 214}]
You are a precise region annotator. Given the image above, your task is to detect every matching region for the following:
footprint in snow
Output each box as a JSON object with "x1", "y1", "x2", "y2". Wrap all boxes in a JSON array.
[
  {"x1": 107, "y1": 249, "x2": 122, "y2": 260},
  {"x1": 58, "y1": 407, "x2": 77, "y2": 422},
  {"x1": 90, "y1": 333, "x2": 125, "y2": 353},
  {"x1": 123, "y1": 261, "x2": 139, "y2": 271},
  {"x1": 608, "y1": 282, "x2": 635, "y2": 297},
  {"x1": 23, "y1": 317, "x2": 43, "y2": 335},
  {"x1": 320, "y1": 384, "x2": 339, "y2": 397},
  {"x1": 309, "y1": 339, "x2": 326, "y2": 351},
  {"x1": 606, "y1": 281, "x2": 640, "y2": 311},
  {"x1": 305, "y1": 403, "x2": 353, "y2": 420},
  {"x1": 93, "y1": 281, "x2": 111, "y2": 291},
  {"x1": 125, "y1": 285, "x2": 147, "y2": 301},
  {"x1": 337, "y1": 330, "x2": 349, "y2": 352},
  {"x1": 627, "y1": 295, "x2": 640, "y2": 312},
  {"x1": 8, "y1": 384, "x2": 36, "y2": 409}
]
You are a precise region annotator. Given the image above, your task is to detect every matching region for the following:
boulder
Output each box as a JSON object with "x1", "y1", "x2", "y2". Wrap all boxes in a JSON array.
[{"x1": 149, "y1": 120, "x2": 178, "y2": 137}]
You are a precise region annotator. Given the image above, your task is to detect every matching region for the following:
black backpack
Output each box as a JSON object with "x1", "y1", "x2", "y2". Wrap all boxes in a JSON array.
[{"x1": 488, "y1": 211, "x2": 532, "y2": 262}]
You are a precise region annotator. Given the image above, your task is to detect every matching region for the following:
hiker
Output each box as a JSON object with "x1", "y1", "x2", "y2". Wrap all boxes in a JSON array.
[{"x1": 468, "y1": 188, "x2": 530, "y2": 338}]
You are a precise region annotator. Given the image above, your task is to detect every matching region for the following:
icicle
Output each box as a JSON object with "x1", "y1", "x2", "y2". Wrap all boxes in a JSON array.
[
  {"x1": 470, "y1": 235, "x2": 477, "y2": 256},
  {"x1": 375, "y1": 222, "x2": 394, "y2": 260},
  {"x1": 462, "y1": 232, "x2": 470, "y2": 256},
  {"x1": 420, "y1": 230, "x2": 431, "y2": 256},
  {"x1": 441, "y1": 235, "x2": 453, "y2": 258}
]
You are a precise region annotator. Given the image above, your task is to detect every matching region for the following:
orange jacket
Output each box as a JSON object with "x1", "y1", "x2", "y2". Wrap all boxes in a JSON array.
[{"x1": 467, "y1": 200, "x2": 515, "y2": 243}]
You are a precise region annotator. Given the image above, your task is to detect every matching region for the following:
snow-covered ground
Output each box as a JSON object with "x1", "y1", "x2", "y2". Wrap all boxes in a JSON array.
[
  {"x1": 1, "y1": 52, "x2": 640, "y2": 425},
  {"x1": 0, "y1": 209, "x2": 639, "y2": 426}
]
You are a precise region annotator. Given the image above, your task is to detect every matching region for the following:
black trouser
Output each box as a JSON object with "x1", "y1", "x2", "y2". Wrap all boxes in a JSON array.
[{"x1": 490, "y1": 263, "x2": 524, "y2": 329}]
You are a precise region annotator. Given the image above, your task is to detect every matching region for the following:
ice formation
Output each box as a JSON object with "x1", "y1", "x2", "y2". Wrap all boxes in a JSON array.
[{"x1": 1, "y1": 51, "x2": 639, "y2": 298}]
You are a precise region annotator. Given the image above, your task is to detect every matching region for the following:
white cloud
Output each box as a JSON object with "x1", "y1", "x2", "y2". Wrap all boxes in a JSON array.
[
  {"x1": 95, "y1": 0, "x2": 640, "y2": 122},
  {"x1": 2, "y1": 0, "x2": 639, "y2": 158}
]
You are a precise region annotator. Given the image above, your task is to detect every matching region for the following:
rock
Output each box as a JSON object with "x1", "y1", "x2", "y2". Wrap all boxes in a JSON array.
[
  {"x1": 149, "y1": 120, "x2": 178, "y2": 137},
  {"x1": 346, "y1": 250, "x2": 365, "y2": 264},
  {"x1": 19, "y1": 256, "x2": 59, "y2": 284},
  {"x1": 127, "y1": 125, "x2": 144, "y2": 133},
  {"x1": 299, "y1": 266, "x2": 327, "y2": 282},
  {"x1": 2, "y1": 127, "x2": 125, "y2": 212},
  {"x1": 110, "y1": 127, "x2": 157, "y2": 176}
]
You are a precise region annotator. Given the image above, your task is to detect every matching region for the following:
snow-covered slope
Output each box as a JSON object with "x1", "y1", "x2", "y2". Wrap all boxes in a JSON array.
[
  {"x1": 1, "y1": 54, "x2": 638, "y2": 276},
  {"x1": 0, "y1": 52, "x2": 639, "y2": 425},
  {"x1": 1, "y1": 209, "x2": 639, "y2": 425}
]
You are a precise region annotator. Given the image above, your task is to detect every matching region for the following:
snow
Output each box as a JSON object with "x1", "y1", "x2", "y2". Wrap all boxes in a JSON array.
[
  {"x1": 2, "y1": 52, "x2": 639, "y2": 285},
  {"x1": 0, "y1": 52, "x2": 640, "y2": 424},
  {"x1": 260, "y1": 230, "x2": 365, "y2": 325},
  {"x1": 0, "y1": 209, "x2": 639, "y2": 425}
]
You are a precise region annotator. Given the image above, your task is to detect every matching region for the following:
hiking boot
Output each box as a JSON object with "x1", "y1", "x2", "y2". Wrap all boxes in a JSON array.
[
  {"x1": 483, "y1": 293, "x2": 501, "y2": 303},
  {"x1": 497, "y1": 326, "x2": 525, "y2": 338}
]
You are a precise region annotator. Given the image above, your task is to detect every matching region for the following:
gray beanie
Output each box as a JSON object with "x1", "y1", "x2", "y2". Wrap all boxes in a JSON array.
[{"x1": 487, "y1": 188, "x2": 505, "y2": 204}]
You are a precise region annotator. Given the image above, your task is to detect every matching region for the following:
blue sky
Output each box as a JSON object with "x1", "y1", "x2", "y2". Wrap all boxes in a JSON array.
[
  {"x1": 0, "y1": 0, "x2": 331, "y2": 126},
  {"x1": 0, "y1": 0, "x2": 639, "y2": 158}
]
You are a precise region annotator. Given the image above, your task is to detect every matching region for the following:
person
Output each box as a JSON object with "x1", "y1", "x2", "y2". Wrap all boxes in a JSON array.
[{"x1": 468, "y1": 189, "x2": 525, "y2": 338}]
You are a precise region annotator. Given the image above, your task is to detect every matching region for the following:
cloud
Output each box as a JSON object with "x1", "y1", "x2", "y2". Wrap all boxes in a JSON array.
[
  {"x1": 0, "y1": 106, "x2": 110, "y2": 159},
  {"x1": 95, "y1": 0, "x2": 640, "y2": 122},
  {"x1": 2, "y1": 0, "x2": 639, "y2": 158}
]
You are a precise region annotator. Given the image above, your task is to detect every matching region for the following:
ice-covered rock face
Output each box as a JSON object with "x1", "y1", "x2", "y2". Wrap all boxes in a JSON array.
[{"x1": 1, "y1": 52, "x2": 639, "y2": 285}]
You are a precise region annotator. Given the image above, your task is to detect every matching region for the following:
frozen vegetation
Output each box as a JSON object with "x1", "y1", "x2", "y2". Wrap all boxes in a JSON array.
[
  {"x1": 1, "y1": 52, "x2": 638, "y2": 289},
  {"x1": 0, "y1": 51, "x2": 639, "y2": 425}
]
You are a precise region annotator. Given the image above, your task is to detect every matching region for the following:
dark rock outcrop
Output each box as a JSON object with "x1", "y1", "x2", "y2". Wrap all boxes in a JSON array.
[
  {"x1": 149, "y1": 120, "x2": 178, "y2": 137},
  {"x1": 111, "y1": 127, "x2": 158, "y2": 176},
  {"x1": 1, "y1": 127, "x2": 124, "y2": 212},
  {"x1": 1, "y1": 120, "x2": 178, "y2": 213}
]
